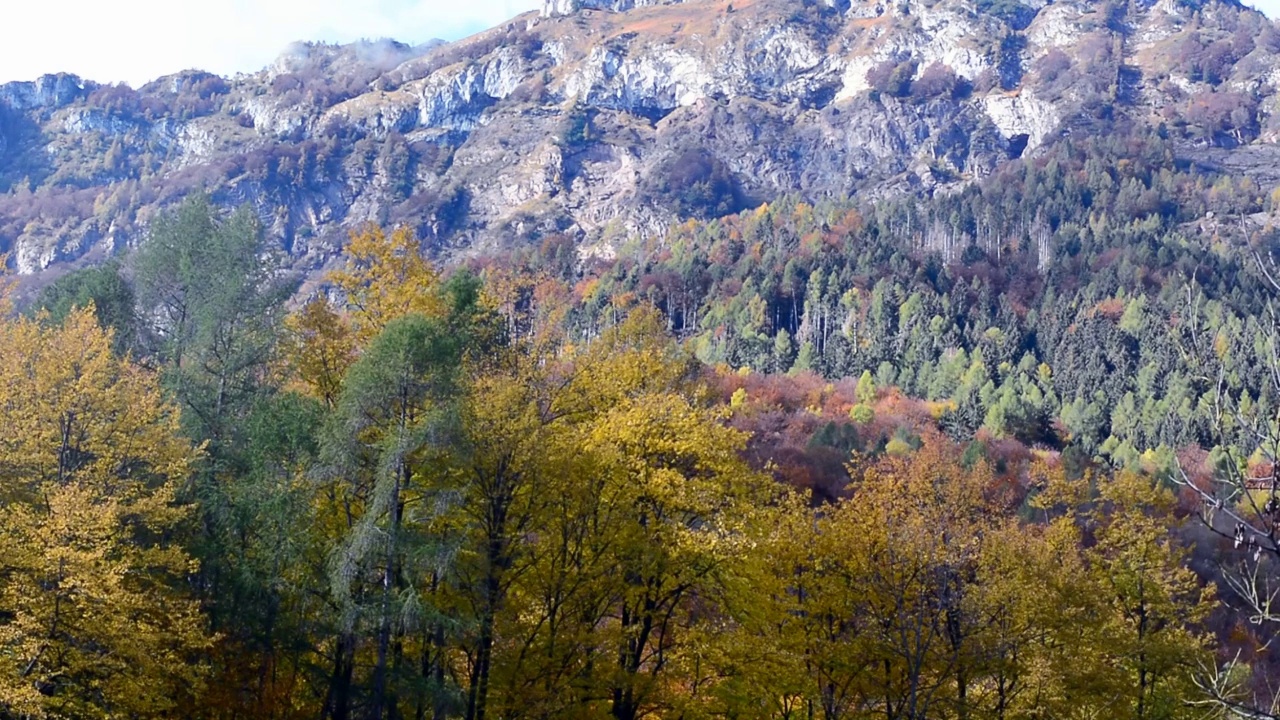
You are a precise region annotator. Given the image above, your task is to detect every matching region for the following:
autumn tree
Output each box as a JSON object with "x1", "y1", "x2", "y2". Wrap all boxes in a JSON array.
[
  {"x1": 1085, "y1": 472, "x2": 1216, "y2": 719},
  {"x1": 329, "y1": 224, "x2": 446, "y2": 345},
  {"x1": 282, "y1": 297, "x2": 356, "y2": 409},
  {"x1": 0, "y1": 307, "x2": 209, "y2": 718},
  {"x1": 716, "y1": 442, "x2": 1217, "y2": 720}
]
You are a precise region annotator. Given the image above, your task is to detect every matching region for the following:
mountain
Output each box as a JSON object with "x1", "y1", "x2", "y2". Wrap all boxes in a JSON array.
[
  {"x1": 7, "y1": 4, "x2": 1280, "y2": 713},
  {"x1": 1, "y1": 0, "x2": 1277, "y2": 278}
]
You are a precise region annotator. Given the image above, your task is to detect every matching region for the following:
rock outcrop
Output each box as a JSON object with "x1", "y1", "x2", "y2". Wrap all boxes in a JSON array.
[
  {"x1": 0, "y1": 74, "x2": 86, "y2": 113},
  {"x1": 541, "y1": 0, "x2": 688, "y2": 18},
  {"x1": 1, "y1": 0, "x2": 1278, "y2": 277}
]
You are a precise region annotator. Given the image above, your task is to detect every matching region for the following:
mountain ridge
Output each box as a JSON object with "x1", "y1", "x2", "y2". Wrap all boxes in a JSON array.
[{"x1": 1, "y1": 0, "x2": 1277, "y2": 280}]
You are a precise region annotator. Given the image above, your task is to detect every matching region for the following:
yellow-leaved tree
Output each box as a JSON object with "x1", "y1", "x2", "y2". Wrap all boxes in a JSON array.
[
  {"x1": 328, "y1": 225, "x2": 445, "y2": 345},
  {"x1": 0, "y1": 306, "x2": 210, "y2": 718},
  {"x1": 282, "y1": 224, "x2": 442, "y2": 406},
  {"x1": 282, "y1": 296, "x2": 356, "y2": 409},
  {"x1": 1084, "y1": 472, "x2": 1217, "y2": 720}
]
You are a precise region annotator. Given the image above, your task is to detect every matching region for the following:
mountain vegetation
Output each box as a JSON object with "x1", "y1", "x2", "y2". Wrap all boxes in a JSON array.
[
  {"x1": 4, "y1": 0, "x2": 1280, "y2": 717},
  {"x1": 3, "y1": 0, "x2": 1280, "y2": 278},
  {"x1": 0, "y1": 176, "x2": 1273, "y2": 717}
]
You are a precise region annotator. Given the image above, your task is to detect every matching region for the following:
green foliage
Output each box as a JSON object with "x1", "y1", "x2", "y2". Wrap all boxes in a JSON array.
[
  {"x1": 133, "y1": 194, "x2": 294, "y2": 442},
  {"x1": 856, "y1": 370, "x2": 876, "y2": 403},
  {"x1": 321, "y1": 312, "x2": 472, "y2": 716},
  {"x1": 33, "y1": 260, "x2": 136, "y2": 354},
  {"x1": 849, "y1": 402, "x2": 875, "y2": 424},
  {"x1": 130, "y1": 194, "x2": 303, "y2": 662},
  {"x1": 774, "y1": 328, "x2": 795, "y2": 373},
  {"x1": 976, "y1": 0, "x2": 1035, "y2": 28},
  {"x1": 867, "y1": 57, "x2": 919, "y2": 97},
  {"x1": 538, "y1": 132, "x2": 1274, "y2": 458},
  {"x1": 561, "y1": 102, "x2": 590, "y2": 146}
]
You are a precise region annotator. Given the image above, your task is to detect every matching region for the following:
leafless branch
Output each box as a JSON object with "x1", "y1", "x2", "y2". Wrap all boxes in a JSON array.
[{"x1": 1189, "y1": 653, "x2": 1280, "y2": 720}]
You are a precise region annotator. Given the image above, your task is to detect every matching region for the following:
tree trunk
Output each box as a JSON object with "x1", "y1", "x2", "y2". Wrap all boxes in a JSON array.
[
  {"x1": 466, "y1": 519, "x2": 507, "y2": 720},
  {"x1": 372, "y1": 463, "x2": 407, "y2": 720},
  {"x1": 323, "y1": 634, "x2": 356, "y2": 720}
]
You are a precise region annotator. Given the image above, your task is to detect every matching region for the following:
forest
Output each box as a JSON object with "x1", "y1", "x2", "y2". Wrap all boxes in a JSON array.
[{"x1": 3, "y1": 130, "x2": 1280, "y2": 720}]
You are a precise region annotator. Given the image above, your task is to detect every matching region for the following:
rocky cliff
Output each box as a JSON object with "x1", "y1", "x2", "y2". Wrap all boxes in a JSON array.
[{"x1": 1, "y1": 0, "x2": 1277, "y2": 277}]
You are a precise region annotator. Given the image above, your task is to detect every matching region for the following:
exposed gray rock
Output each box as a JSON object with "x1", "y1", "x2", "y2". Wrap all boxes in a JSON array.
[
  {"x1": 0, "y1": 74, "x2": 86, "y2": 112},
  {"x1": 1, "y1": 0, "x2": 1278, "y2": 279},
  {"x1": 61, "y1": 108, "x2": 137, "y2": 135},
  {"x1": 411, "y1": 47, "x2": 529, "y2": 130},
  {"x1": 982, "y1": 88, "x2": 1059, "y2": 151},
  {"x1": 541, "y1": 0, "x2": 688, "y2": 18}
]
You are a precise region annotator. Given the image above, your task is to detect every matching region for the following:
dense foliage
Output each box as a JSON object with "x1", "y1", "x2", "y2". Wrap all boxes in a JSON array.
[
  {"x1": 504, "y1": 133, "x2": 1277, "y2": 471},
  {"x1": 4, "y1": 147, "x2": 1278, "y2": 717}
]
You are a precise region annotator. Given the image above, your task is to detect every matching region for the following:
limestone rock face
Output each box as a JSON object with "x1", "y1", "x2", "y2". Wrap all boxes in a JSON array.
[
  {"x1": 982, "y1": 89, "x2": 1059, "y2": 151},
  {"x1": 541, "y1": 0, "x2": 687, "y2": 18},
  {"x1": 2, "y1": 0, "x2": 1279, "y2": 277},
  {"x1": 0, "y1": 74, "x2": 86, "y2": 112}
]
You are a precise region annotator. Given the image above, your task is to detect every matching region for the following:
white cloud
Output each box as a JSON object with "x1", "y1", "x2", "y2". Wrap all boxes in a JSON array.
[{"x1": 0, "y1": 0, "x2": 540, "y2": 87}]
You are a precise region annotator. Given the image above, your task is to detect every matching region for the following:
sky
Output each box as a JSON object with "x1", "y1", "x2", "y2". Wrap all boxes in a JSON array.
[
  {"x1": 1252, "y1": 0, "x2": 1280, "y2": 16},
  {"x1": 4, "y1": 0, "x2": 1280, "y2": 87},
  {"x1": 0, "y1": 0, "x2": 541, "y2": 87}
]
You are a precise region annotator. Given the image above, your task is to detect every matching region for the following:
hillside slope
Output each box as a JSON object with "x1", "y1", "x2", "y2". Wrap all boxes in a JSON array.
[{"x1": 1, "y1": 0, "x2": 1277, "y2": 277}]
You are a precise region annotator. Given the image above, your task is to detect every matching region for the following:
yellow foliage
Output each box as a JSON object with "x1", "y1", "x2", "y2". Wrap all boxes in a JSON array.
[
  {"x1": 849, "y1": 402, "x2": 875, "y2": 424},
  {"x1": 328, "y1": 225, "x2": 444, "y2": 344},
  {"x1": 0, "y1": 308, "x2": 210, "y2": 718},
  {"x1": 884, "y1": 437, "x2": 912, "y2": 456},
  {"x1": 282, "y1": 297, "x2": 356, "y2": 407},
  {"x1": 927, "y1": 399, "x2": 957, "y2": 419},
  {"x1": 469, "y1": 311, "x2": 775, "y2": 719}
]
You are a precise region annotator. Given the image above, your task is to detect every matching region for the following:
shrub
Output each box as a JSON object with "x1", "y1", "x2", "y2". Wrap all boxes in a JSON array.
[
  {"x1": 86, "y1": 84, "x2": 142, "y2": 116},
  {"x1": 643, "y1": 149, "x2": 744, "y2": 220},
  {"x1": 867, "y1": 57, "x2": 918, "y2": 97},
  {"x1": 976, "y1": 0, "x2": 1035, "y2": 28},
  {"x1": 271, "y1": 73, "x2": 305, "y2": 95},
  {"x1": 885, "y1": 436, "x2": 912, "y2": 455},
  {"x1": 1034, "y1": 49, "x2": 1072, "y2": 85},
  {"x1": 1184, "y1": 90, "x2": 1258, "y2": 143},
  {"x1": 912, "y1": 62, "x2": 962, "y2": 100},
  {"x1": 850, "y1": 403, "x2": 875, "y2": 424}
]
